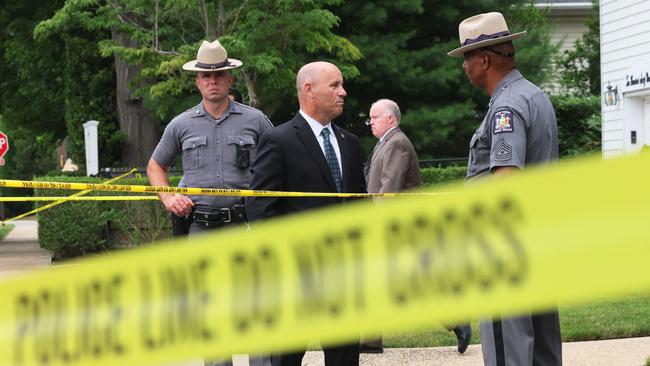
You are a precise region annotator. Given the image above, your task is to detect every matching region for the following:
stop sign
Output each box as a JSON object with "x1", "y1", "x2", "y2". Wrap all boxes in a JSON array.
[{"x1": 0, "y1": 131, "x2": 8, "y2": 166}]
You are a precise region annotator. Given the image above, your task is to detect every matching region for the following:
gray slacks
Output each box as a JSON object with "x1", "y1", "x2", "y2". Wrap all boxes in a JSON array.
[
  {"x1": 205, "y1": 357, "x2": 271, "y2": 366},
  {"x1": 480, "y1": 310, "x2": 562, "y2": 366}
]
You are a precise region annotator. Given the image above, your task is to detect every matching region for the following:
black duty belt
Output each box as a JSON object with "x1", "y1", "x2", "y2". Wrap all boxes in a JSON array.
[{"x1": 190, "y1": 204, "x2": 246, "y2": 228}]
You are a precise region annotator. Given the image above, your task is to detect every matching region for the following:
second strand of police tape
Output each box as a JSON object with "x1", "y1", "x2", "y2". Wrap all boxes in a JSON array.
[
  {"x1": 0, "y1": 179, "x2": 447, "y2": 198},
  {"x1": 1, "y1": 169, "x2": 137, "y2": 223},
  {"x1": 1, "y1": 153, "x2": 649, "y2": 366}
]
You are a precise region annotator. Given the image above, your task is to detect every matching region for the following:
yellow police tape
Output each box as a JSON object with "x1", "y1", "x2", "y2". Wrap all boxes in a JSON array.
[
  {"x1": 0, "y1": 179, "x2": 447, "y2": 198},
  {"x1": 1, "y1": 152, "x2": 649, "y2": 366},
  {"x1": 1, "y1": 169, "x2": 137, "y2": 224},
  {"x1": 0, "y1": 196, "x2": 160, "y2": 202}
]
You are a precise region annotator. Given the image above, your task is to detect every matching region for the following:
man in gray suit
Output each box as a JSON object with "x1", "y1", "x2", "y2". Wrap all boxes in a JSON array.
[
  {"x1": 361, "y1": 99, "x2": 472, "y2": 354},
  {"x1": 364, "y1": 99, "x2": 421, "y2": 194}
]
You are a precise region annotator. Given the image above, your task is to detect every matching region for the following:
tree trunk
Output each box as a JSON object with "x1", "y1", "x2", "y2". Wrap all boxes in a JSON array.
[
  {"x1": 217, "y1": 0, "x2": 226, "y2": 37},
  {"x1": 112, "y1": 30, "x2": 161, "y2": 168},
  {"x1": 240, "y1": 68, "x2": 260, "y2": 108}
]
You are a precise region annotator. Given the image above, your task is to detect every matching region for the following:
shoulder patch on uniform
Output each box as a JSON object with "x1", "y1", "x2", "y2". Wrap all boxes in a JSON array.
[
  {"x1": 492, "y1": 110, "x2": 514, "y2": 134},
  {"x1": 494, "y1": 139, "x2": 512, "y2": 161}
]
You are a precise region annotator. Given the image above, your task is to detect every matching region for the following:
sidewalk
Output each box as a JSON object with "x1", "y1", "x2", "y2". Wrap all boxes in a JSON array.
[
  {"x1": 0, "y1": 219, "x2": 51, "y2": 279},
  {"x1": 299, "y1": 336, "x2": 650, "y2": 365},
  {"x1": 1, "y1": 220, "x2": 649, "y2": 366}
]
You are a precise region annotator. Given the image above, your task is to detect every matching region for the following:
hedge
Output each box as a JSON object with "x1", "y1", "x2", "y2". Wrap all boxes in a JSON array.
[
  {"x1": 34, "y1": 175, "x2": 181, "y2": 259},
  {"x1": 35, "y1": 167, "x2": 465, "y2": 258},
  {"x1": 551, "y1": 94, "x2": 601, "y2": 157},
  {"x1": 421, "y1": 165, "x2": 466, "y2": 186}
]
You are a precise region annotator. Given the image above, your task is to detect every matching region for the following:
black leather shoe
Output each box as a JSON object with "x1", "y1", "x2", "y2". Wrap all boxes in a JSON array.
[
  {"x1": 359, "y1": 343, "x2": 384, "y2": 353},
  {"x1": 453, "y1": 324, "x2": 472, "y2": 354}
]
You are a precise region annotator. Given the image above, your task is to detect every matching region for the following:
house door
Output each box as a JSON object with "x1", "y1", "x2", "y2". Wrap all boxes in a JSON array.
[{"x1": 622, "y1": 93, "x2": 650, "y2": 153}]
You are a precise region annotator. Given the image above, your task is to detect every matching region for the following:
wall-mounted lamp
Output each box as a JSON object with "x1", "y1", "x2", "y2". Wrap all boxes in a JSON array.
[{"x1": 603, "y1": 83, "x2": 619, "y2": 107}]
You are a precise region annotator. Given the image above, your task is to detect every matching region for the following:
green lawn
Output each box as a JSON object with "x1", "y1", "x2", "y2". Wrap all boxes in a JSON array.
[
  {"x1": 0, "y1": 223, "x2": 15, "y2": 241},
  {"x1": 560, "y1": 294, "x2": 650, "y2": 341},
  {"x1": 381, "y1": 294, "x2": 650, "y2": 347}
]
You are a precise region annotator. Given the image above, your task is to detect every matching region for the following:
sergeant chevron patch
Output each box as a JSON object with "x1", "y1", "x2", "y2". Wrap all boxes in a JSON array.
[{"x1": 494, "y1": 139, "x2": 513, "y2": 161}]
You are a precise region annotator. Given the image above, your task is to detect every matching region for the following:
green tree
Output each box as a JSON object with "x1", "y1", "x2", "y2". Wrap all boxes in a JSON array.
[
  {"x1": 334, "y1": 1, "x2": 558, "y2": 158},
  {"x1": 3, "y1": 0, "x2": 560, "y2": 180},
  {"x1": 60, "y1": 34, "x2": 124, "y2": 168},
  {"x1": 552, "y1": 0, "x2": 601, "y2": 157},
  {"x1": 552, "y1": 1, "x2": 601, "y2": 157},
  {"x1": 36, "y1": 0, "x2": 362, "y2": 166},
  {"x1": 0, "y1": 0, "x2": 122, "y2": 182},
  {"x1": 0, "y1": 1, "x2": 66, "y2": 179},
  {"x1": 0, "y1": 1, "x2": 65, "y2": 215},
  {"x1": 556, "y1": 0, "x2": 600, "y2": 96}
]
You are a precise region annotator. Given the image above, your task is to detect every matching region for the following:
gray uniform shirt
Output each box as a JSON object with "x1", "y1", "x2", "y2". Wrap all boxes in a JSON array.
[
  {"x1": 152, "y1": 101, "x2": 273, "y2": 207},
  {"x1": 466, "y1": 70, "x2": 558, "y2": 181}
]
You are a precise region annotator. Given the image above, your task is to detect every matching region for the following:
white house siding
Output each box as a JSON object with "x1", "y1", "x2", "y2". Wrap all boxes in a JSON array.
[
  {"x1": 600, "y1": 0, "x2": 650, "y2": 158},
  {"x1": 535, "y1": 1, "x2": 592, "y2": 92},
  {"x1": 549, "y1": 16, "x2": 590, "y2": 55}
]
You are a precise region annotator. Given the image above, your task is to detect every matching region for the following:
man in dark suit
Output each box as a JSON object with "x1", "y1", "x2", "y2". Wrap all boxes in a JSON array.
[{"x1": 246, "y1": 61, "x2": 365, "y2": 366}]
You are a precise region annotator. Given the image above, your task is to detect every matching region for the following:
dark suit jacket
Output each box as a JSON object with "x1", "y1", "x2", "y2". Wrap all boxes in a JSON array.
[
  {"x1": 365, "y1": 127, "x2": 421, "y2": 193},
  {"x1": 246, "y1": 113, "x2": 366, "y2": 220}
]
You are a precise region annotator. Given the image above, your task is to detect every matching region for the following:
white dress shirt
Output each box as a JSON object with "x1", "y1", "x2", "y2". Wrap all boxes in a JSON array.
[
  {"x1": 380, "y1": 126, "x2": 399, "y2": 142},
  {"x1": 299, "y1": 109, "x2": 343, "y2": 177}
]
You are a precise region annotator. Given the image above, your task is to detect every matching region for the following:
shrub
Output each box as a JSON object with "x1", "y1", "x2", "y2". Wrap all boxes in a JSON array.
[
  {"x1": 34, "y1": 175, "x2": 180, "y2": 259},
  {"x1": 551, "y1": 95, "x2": 601, "y2": 157},
  {"x1": 34, "y1": 166, "x2": 467, "y2": 258},
  {"x1": 421, "y1": 166, "x2": 467, "y2": 187}
]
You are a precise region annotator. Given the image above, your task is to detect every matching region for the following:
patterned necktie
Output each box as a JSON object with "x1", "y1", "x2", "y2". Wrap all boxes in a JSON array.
[{"x1": 321, "y1": 127, "x2": 343, "y2": 192}]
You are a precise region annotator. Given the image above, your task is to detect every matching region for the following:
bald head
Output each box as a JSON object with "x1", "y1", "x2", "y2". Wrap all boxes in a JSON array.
[
  {"x1": 295, "y1": 61, "x2": 347, "y2": 124},
  {"x1": 296, "y1": 62, "x2": 338, "y2": 95}
]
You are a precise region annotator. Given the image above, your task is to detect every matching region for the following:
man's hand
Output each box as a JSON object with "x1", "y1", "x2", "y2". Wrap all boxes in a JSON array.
[
  {"x1": 160, "y1": 193, "x2": 194, "y2": 217},
  {"x1": 147, "y1": 158, "x2": 194, "y2": 217}
]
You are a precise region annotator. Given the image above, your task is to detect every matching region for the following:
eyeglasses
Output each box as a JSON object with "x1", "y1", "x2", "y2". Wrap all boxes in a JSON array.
[{"x1": 364, "y1": 118, "x2": 371, "y2": 126}]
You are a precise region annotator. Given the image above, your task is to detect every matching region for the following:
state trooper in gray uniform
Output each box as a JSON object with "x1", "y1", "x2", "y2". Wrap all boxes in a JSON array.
[
  {"x1": 448, "y1": 12, "x2": 562, "y2": 366},
  {"x1": 147, "y1": 39, "x2": 272, "y2": 366}
]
